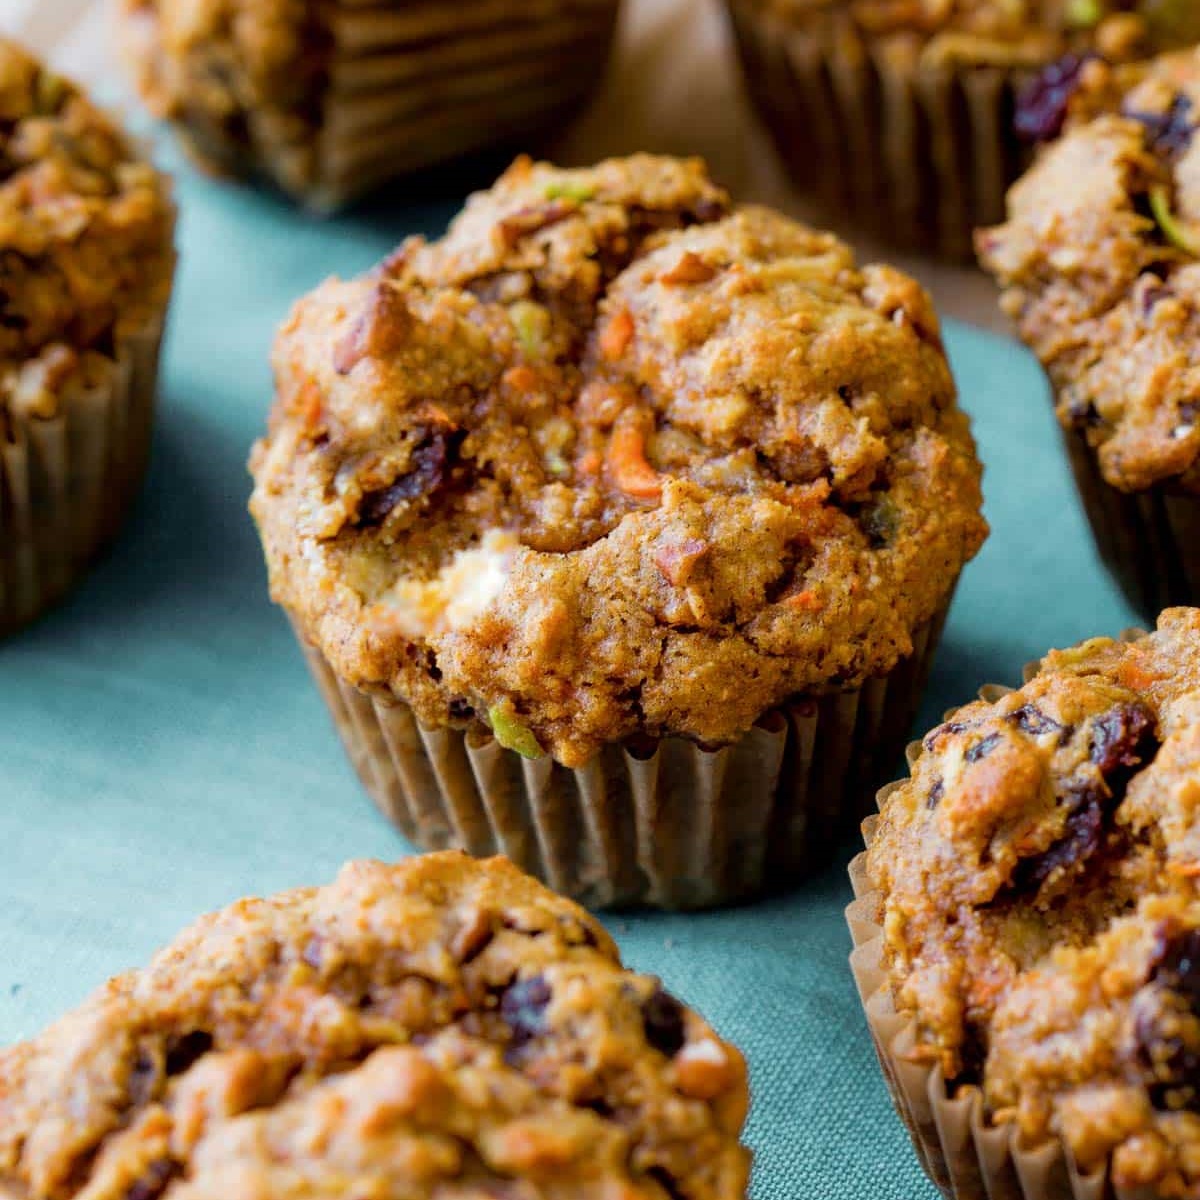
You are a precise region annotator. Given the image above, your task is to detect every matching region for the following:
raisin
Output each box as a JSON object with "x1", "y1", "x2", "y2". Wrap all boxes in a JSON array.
[
  {"x1": 355, "y1": 428, "x2": 465, "y2": 528},
  {"x1": 1136, "y1": 933, "x2": 1200, "y2": 1111},
  {"x1": 1015, "y1": 54, "x2": 1094, "y2": 143},
  {"x1": 1090, "y1": 702, "x2": 1157, "y2": 795},
  {"x1": 965, "y1": 732, "x2": 1003, "y2": 763},
  {"x1": 926, "y1": 778, "x2": 945, "y2": 810},
  {"x1": 125, "y1": 1160, "x2": 176, "y2": 1200},
  {"x1": 164, "y1": 1030, "x2": 213, "y2": 1076},
  {"x1": 923, "y1": 719, "x2": 970, "y2": 754},
  {"x1": 1008, "y1": 790, "x2": 1105, "y2": 896},
  {"x1": 1007, "y1": 704, "x2": 1068, "y2": 741},
  {"x1": 448, "y1": 698, "x2": 475, "y2": 721},
  {"x1": 642, "y1": 988, "x2": 687, "y2": 1057},
  {"x1": 1128, "y1": 93, "x2": 1196, "y2": 160},
  {"x1": 646, "y1": 1166, "x2": 687, "y2": 1200},
  {"x1": 500, "y1": 975, "x2": 552, "y2": 1049},
  {"x1": 1153, "y1": 929, "x2": 1200, "y2": 1006}
]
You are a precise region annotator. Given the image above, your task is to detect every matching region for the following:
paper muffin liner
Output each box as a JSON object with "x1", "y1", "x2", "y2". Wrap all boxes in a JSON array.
[
  {"x1": 724, "y1": 0, "x2": 1031, "y2": 259},
  {"x1": 845, "y1": 634, "x2": 1157, "y2": 1200},
  {"x1": 1060, "y1": 423, "x2": 1200, "y2": 623},
  {"x1": 0, "y1": 310, "x2": 169, "y2": 637},
  {"x1": 289, "y1": 593, "x2": 952, "y2": 910}
]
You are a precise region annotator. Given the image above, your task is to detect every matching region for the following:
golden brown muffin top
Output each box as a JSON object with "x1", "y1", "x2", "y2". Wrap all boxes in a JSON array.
[
  {"x1": 0, "y1": 39, "x2": 174, "y2": 427},
  {"x1": 249, "y1": 154, "x2": 986, "y2": 767},
  {"x1": 979, "y1": 48, "x2": 1200, "y2": 493},
  {"x1": 866, "y1": 608, "x2": 1200, "y2": 1196},
  {"x1": 0, "y1": 852, "x2": 751, "y2": 1200},
  {"x1": 746, "y1": 0, "x2": 1197, "y2": 66}
]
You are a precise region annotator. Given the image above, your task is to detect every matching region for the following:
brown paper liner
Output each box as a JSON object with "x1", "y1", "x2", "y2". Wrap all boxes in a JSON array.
[
  {"x1": 0, "y1": 310, "x2": 169, "y2": 637},
  {"x1": 290, "y1": 595, "x2": 952, "y2": 910},
  {"x1": 1060, "y1": 423, "x2": 1200, "y2": 623},
  {"x1": 724, "y1": 0, "x2": 1031, "y2": 259},
  {"x1": 845, "y1": 632, "x2": 1158, "y2": 1200}
]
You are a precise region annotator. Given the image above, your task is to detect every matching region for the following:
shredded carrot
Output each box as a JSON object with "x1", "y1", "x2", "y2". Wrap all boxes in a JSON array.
[
  {"x1": 599, "y1": 308, "x2": 634, "y2": 361},
  {"x1": 294, "y1": 377, "x2": 323, "y2": 430},
  {"x1": 577, "y1": 450, "x2": 602, "y2": 477},
  {"x1": 503, "y1": 365, "x2": 538, "y2": 392},
  {"x1": 783, "y1": 589, "x2": 824, "y2": 612},
  {"x1": 1169, "y1": 860, "x2": 1200, "y2": 878},
  {"x1": 1117, "y1": 658, "x2": 1159, "y2": 692},
  {"x1": 607, "y1": 411, "x2": 662, "y2": 501}
]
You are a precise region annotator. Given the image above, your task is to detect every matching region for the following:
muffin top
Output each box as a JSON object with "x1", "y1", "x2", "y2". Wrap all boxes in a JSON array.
[
  {"x1": 866, "y1": 608, "x2": 1200, "y2": 1195},
  {"x1": 0, "y1": 851, "x2": 750, "y2": 1200},
  {"x1": 977, "y1": 48, "x2": 1200, "y2": 493},
  {"x1": 0, "y1": 39, "x2": 174, "y2": 429},
  {"x1": 251, "y1": 154, "x2": 985, "y2": 767},
  {"x1": 747, "y1": 1, "x2": 1196, "y2": 67}
]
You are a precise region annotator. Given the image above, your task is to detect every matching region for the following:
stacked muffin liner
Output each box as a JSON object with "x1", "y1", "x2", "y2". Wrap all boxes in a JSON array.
[
  {"x1": 294, "y1": 597, "x2": 951, "y2": 910},
  {"x1": 845, "y1": 633, "x2": 1157, "y2": 1200},
  {"x1": 0, "y1": 307, "x2": 171, "y2": 636},
  {"x1": 725, "y1": 0, "x2": 1031, "y2": 258},
  {"x1": 1060, "y1": 425, "x2": 1200, "y2": 621}
]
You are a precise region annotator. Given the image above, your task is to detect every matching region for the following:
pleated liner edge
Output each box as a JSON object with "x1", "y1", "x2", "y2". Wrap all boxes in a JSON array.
[
  {"x1": 291, "y1": 596, "x2": 952, "y2": 910},
  {"x1": 0, "y1": 302, "x2": 171, "y2": 637},
  {"x1": 845, "y1": 629, "x2": 1159, "y2": 1200},
  {"x1": 724, "y1": 0, "x2": 1034, "y2": 260}
]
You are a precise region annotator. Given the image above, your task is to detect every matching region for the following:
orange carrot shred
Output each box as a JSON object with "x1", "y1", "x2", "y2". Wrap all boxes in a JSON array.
[
  {"x1": 600, "y1": 309, "x2": 635, "y2": 361},
  {"x1": 607, "y1": 412, "x2": 662, "y2": 501}
]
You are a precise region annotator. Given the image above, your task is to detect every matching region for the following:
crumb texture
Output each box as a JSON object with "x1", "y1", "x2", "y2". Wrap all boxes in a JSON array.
[
  {"x1": 0, "y1": 852, "x2": 751, "y2": 1200},
  {"x1": 250, "y1": 153, "x2": 986, "y2": 766},
  {"x1": 979, "y1": 48, "x2": 1200, "y2": 493},
  {"x1": 0, "y1": 38, "x2": 174, "y2": 426},
  {"x1": 869, "y1": 607, "x2": 1200, "y2": 1196}
]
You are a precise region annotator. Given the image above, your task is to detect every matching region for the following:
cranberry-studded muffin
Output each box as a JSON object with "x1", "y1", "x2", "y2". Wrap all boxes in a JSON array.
[
  {"x1": 249, "y1": 153, "x2": 987, "y2": 909},
  {"x1": 0, "y1": 852, "x2": 751, "y2": 1200},
  {"x1": 0, "y1": 40, "x2": 176, "y2": 636},
  {"x1": 120, "y1": 0, "x2": 621, "y2": 210},
  {"x1": 725, "y1": 0, "x2": 1200, "y2": 258},
  {"x1": 979, "y1": 47, "x2": 1200, "y2": 620},
  {"x1": 849, "y1": 608, "x2": 1200, "y2": 1199}
]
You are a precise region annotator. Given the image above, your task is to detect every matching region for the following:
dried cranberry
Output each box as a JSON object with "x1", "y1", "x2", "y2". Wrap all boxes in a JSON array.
[
  {"x1": 1128, "y1": 93, "x2": 1197, "y2": 160},
  {"x1": 1015, "y1": 54, "x2": 1094, "y2": 143},
  {"x1": 500, "y1": 975, "x2": 552, "y2": 1049},
  {"x1": 642, "y1": 987, "x2": 687, "y2": 1058}
]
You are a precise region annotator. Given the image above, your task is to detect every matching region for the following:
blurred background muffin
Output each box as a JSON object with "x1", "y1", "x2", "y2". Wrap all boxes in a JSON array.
[
  {"x1": 849, "y1": 610, "x2": 1200, "y2": 1199},
  {"x1": 0, "y1": 38, "x2": 175, "y2": 636},
  {"x1": 119, "y1": 0, "x2": 623, "y2": 210},
  {"x1": 249, "y1": 153, "x2": 987, "y2": 909},
  {"x1": 979, "y1": 47, "x2": 1200, "y2": 620},
  {"x1": 724, "y1": 0, "x2": 1200, "y2": 259}
]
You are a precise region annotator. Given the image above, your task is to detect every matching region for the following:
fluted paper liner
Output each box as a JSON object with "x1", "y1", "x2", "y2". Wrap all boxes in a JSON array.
[
  {"x1": 725, "y1": 0, "x2": 1031, "y2": 259},
  {"x1": 1060, "y1": 423, "x2": 1200, "y2": 623},
  {"x1": 291, "y1": 597, "x2": 951, "y2": 910},
  {"x1": 846, "y1": 629, "x2": 1157, "y2": 1200},
  {"x1": 0, "y1": 313, "x2": 167, "y2": 637}
]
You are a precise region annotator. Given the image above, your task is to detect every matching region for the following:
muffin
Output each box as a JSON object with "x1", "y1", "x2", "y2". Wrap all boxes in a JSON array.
[
  {"x1": 249, "y1": 153, "x2": 987, "y2": 909},
  {"x1": 979, "y1": 48, "x2": 1200, "y2": 621},
  {"x1": 120, "y1": 0, "x2": 622, "y2": 211},
  {"x1": 0, "y1": 851, "x2": 751, "y2": 1200},
  {"x1": 725, "y1": 0, "x2": 1200, "y2": 258},
  {"x1": 846, "y1": 608, "x2": 1200, "y2": 1199},
  {"x1": 0, "y1": 41, "x2": 176, "y2": 636}
]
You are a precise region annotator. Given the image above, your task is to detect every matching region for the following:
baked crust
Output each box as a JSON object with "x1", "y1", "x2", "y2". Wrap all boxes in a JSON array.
[
  {"x1": 0, "y1": 39, "x2": 174, "y2": 429},
  {"x1": 0, "y1": 852, "x2": 751, "y2": 1200},
  {"x1": 250, "y1": 154, "x2": 986, "y2": 767},
  {"x1": 868, "y1": 607, "x2": 1200, "y2": 1196}
]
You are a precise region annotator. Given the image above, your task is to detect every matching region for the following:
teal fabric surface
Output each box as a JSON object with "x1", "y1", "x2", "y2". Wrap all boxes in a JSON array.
[{"x1": 0, "y1": 150, "x2": 1140, "y2": 1199}]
